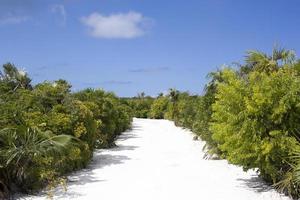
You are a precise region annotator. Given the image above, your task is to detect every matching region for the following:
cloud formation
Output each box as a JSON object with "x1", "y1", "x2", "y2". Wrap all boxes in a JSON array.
[
  {"x1": 51, "y1": 4, "x2": 66, "y2": 25},
  {"x1": 80, "y1": 11, "x2": 148, "y2": 39},
  {"x1": 128, "y1": 67, "x2": 170, "y2": 73}
]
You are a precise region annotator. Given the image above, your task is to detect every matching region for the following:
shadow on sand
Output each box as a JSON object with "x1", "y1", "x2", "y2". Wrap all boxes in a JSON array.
[
  {"x1": 117, "y1": 133, "x2": 140, "y2": 141},
  {"x1": 47, "y1": 145, "x2": 136, "y2": 199},
  {"x1": 237, "y1": 175, "x2": 273, "y2": 193},
  {"x1": 116, "y1": 128, "x2": 141, "y2": 141},
  {"x1": 16, "y1": 128, "x2": 141, "y2": 199},
  {"x1": 62, "y1": 130, "x2": 140, "y2": 189},
  {"x1": 16, "y1": 141, "x2": 138, "y2": 199}
]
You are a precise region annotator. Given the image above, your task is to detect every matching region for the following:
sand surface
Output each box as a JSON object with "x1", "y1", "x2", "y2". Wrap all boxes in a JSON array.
[{"x1": 21, "y1": 118, "x2": 291, "y2": 200}]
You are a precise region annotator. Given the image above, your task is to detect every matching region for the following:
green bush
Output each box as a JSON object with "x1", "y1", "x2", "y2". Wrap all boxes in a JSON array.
[
  {"x1": 125, "y1": 94, "x2": 154, "y2": 118},
  {"x1": 211, "y1": 67, "x2": 300, "y2": 182},
  {"x1": 2, "y1": 47, "x2": 299, "y2": 198},
  {"x1": 0, "y1": 63, "x2": 132, "y2": 198},
  {"x1": 73, "y1": 89, "x2": 133, "y2": 148},
  {"x1": 149, "y1": 96, "x2": 169, "y2": 119},
  {"x1": 126, "y1": 48, "x2": 300, "y2": 198}
]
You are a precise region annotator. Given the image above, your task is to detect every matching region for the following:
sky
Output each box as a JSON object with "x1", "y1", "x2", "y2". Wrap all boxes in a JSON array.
[{"x1": 1, "y1": 0, "x2": 300, "y2": 97}]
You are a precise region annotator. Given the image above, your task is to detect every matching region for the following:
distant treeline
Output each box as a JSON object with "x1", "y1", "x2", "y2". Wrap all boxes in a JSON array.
[
  {"x1": 0, "y1": 63, "x2": 133, "y2": 199},
  {"x1": 127, "y1": 48, "x2": 300, "y2": 198}
]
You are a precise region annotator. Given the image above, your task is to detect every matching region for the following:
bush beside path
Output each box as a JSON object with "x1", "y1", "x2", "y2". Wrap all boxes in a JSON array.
[{"x1": 21, "y1": 118, "x2": 291, "y2": 200}]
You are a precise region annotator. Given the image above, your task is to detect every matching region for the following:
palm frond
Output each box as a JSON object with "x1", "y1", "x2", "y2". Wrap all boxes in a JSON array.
[{"x1": 0, "y1": 126, "x2": 74, "y2": 167}]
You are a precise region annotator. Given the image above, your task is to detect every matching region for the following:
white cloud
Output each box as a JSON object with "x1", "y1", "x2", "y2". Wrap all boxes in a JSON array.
[
  {"x1": 80, "y1": 11, "x2": 149, "y2": 39},
  {"x1": 51, "y1": 4, "x2": 66, "y2": 25},
  {"x1": 0, "y1": 14, "x2": 29, "y2": 25}
]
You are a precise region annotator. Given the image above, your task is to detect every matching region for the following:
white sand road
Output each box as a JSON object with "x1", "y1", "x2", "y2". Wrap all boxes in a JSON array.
[{"x1": 19, "y1": 118, "x2": 291, "y2": 200}]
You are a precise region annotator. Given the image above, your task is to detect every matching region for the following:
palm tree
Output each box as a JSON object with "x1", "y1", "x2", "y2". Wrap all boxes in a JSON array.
[
  {"x1": 204, "y1": 70, "x2": 223, "y2": 95},
  {"x1": 0, "y1": 63, "x2": 32, "y2": 91},
  {"x1": 157, "y1": 92, "x2": 164, "y2": 98},
  {"x1": 243, "y1": 47, "x2": 296, "y2": 74},
  {"x1": 168, "y1": 88, "x2": 179, "y2": 103},
  {"x1": 167, "y1": 88, "x2": 179, "y2": 119},
  {"x1": 137, "y1": 92, "x2": 145, "y2": 99}
]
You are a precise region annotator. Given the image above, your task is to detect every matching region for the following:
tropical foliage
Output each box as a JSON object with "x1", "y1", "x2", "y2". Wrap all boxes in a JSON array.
[
  {"x1": 2, "y1": 47, "x2": 300, "y2": 198},
  {"x1": 0, "y1": 63, "x2": 132, "y2": 198},
  {"x1": 124, "y1": 93, "x2": 154, "y2": 118},
  {"x1": 128, "y1": 48, "x2": 300, "y2": 198}
]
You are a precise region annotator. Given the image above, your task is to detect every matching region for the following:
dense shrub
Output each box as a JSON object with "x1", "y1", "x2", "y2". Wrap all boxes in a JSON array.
[
  {"x1": 0, "y1": 63, "x2": 132, "y2": 198},
  {"x1": 169, "y1": 92, "x2": 198, "y2": 128},
  {"x1": 2, "y1": 47, "x2": 300, "y2": 198},
  {"x1": 149, "y1": 96, "x2": 169, "y2": 119},
  {"x1": 211, "y1": 67, "x2": 300, "y2": 182},
  {"x1": 128, "y1": 48, "x2": 300, "y2": 198},
  {"x1": 125, "y1": 94, "x2": 154, "y2": 118},
  {"x1": 73, "y1": 89, "x2": 132, "y2": 148}
]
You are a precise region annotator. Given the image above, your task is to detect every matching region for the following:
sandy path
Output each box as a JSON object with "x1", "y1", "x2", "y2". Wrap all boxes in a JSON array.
[{"x1": 22, "y1": 118, "x2": 291, "y2": 200}]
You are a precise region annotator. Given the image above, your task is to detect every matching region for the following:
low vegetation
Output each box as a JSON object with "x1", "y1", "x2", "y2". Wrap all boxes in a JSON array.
[
  {"x1": 123, "y1": 93, "x2": 154, "y2": 118},
  {"x1": 0, "y1": 63, "x2": 132, "y2": 199},
  {"x1": 128, "y1": 48, "x2": 300, "y2": 198},
  {"x1": 1, "y1": 47, "x2": 300, "y2": 199}
]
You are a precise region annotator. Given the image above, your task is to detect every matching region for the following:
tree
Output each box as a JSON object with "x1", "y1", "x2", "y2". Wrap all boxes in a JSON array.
[
  {"x1": 166, "y1": 89, "x2": 179, "y2": 120},
  {"x1": 168, "y1": 88, "x2": 179, "y2": 103},
  {"x1": 157, "y1": 92, "x2": 164, "y2": 97},
  {"x1": 0, "y1": 63, "x2": 32, "y2": 91},
  {"x1": 137, "y1": 92, "x2": 146, "y2": 99},
  {"x1": 242, "y1": 47, "x2": 296, "y2": 74}
]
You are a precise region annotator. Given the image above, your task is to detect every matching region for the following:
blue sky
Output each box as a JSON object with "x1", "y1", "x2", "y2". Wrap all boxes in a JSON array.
[{"x1": 1, "y1": 0, "x2": 300, "y2": 97}]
